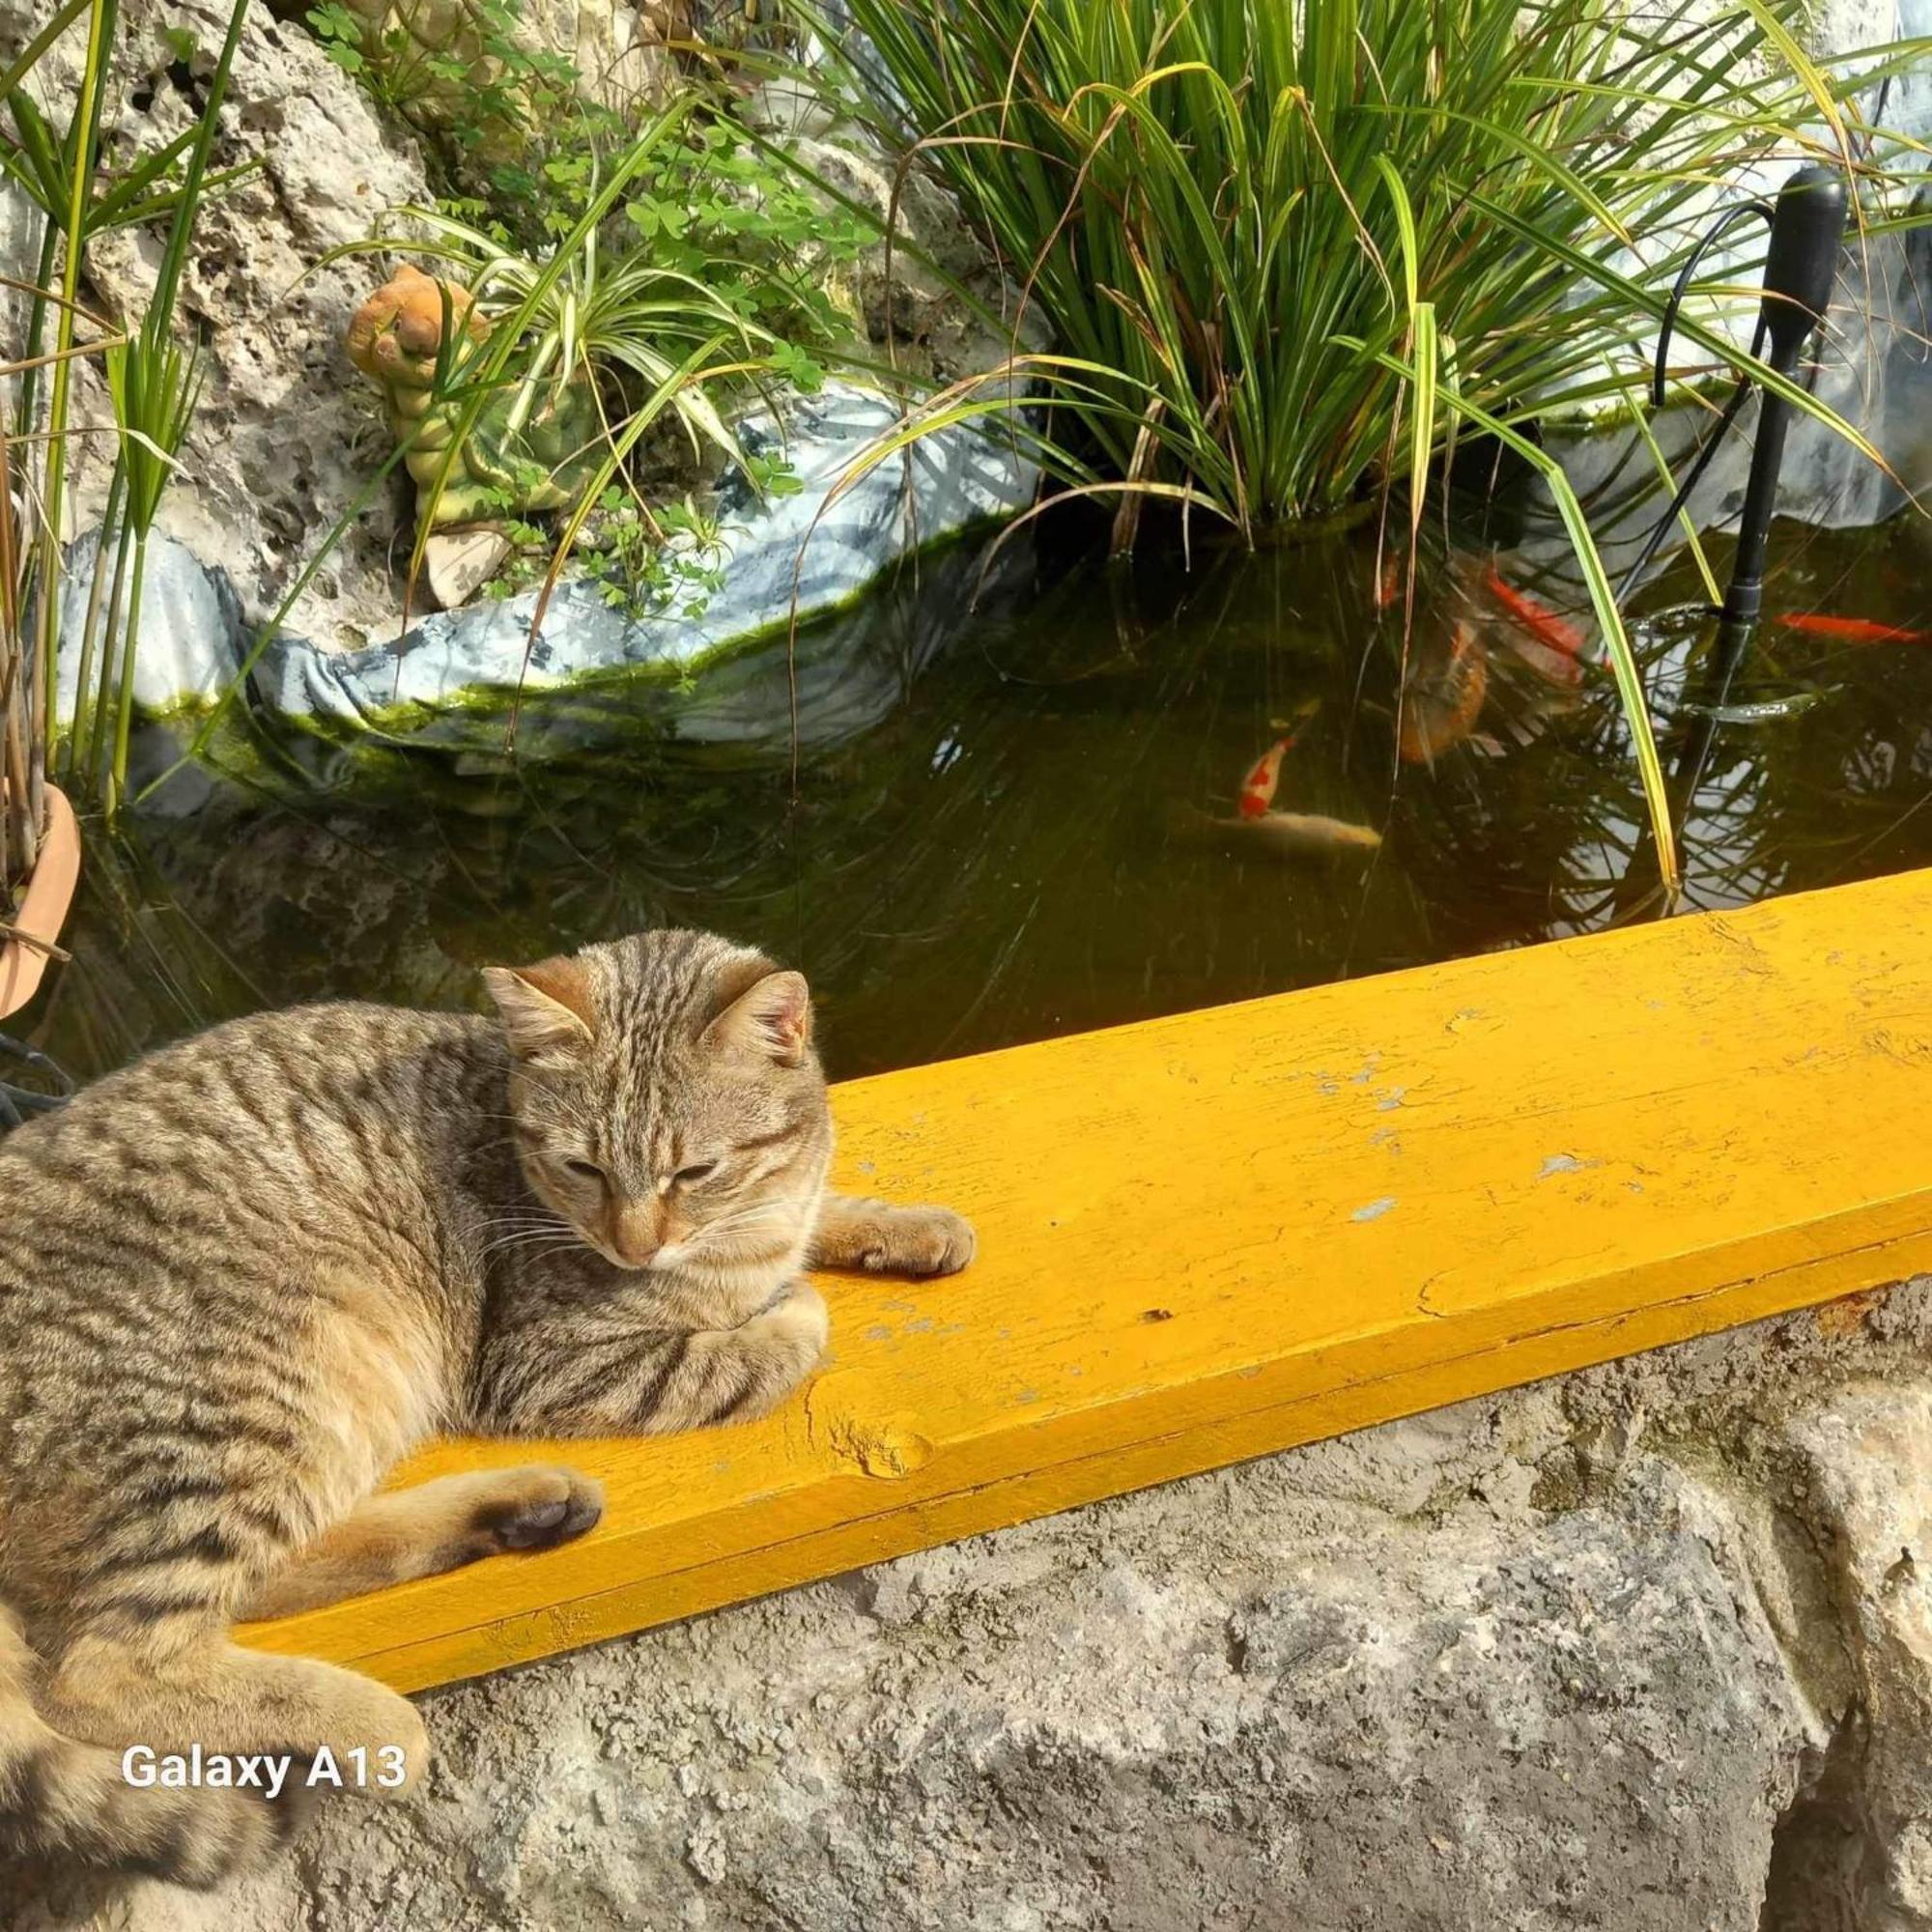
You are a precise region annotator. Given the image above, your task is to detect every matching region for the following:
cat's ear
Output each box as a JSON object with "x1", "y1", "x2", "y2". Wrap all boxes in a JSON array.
[
  {"x1": 483, "y1": 957, "x2": 596, "y2": 1064},
  {"x1": 703, "y1": 968, "x2": 812, "y2": 1068}
]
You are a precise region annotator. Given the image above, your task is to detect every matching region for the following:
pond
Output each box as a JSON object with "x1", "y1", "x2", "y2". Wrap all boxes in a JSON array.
[{"x1": 12, "y1": 488, "x2": 1932, "y2": 1094}]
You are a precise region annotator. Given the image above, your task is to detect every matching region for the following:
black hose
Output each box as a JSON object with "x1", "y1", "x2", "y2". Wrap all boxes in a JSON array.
[
  {"x1": 1614, "y1": 344, "x2": 1760, "y2": 608},
  {"x1": 1613, "y1": 197, "x2": 1776, "y2": 607}
]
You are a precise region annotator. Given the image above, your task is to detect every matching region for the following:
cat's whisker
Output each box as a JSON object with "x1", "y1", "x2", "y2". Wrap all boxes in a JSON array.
[
  {"x1": 696, "y1": 1195, "x2": 819, "y2": 1233},
  {"x1": 480, "y1": 1231, "x2": 587, "y2": 1260}
]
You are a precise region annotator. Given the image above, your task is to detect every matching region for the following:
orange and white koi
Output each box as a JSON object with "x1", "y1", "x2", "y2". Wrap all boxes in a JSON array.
[
  {"x1": 1485, "y1": 569, "x2": 1587, "y2": 661},
  {"x1": 1773, "y1": 611, "x2": 1932, "y2": 646},
  {"x1": 1236, "y1": 737, "x2": 1293, "y2": 819},
  {"x1": 1235, "y1": 699, "x2": 1321, "y2": 819}
]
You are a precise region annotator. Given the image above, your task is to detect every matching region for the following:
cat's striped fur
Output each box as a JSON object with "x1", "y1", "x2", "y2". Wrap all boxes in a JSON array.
[{"x1": 0, "y1": 929, "x2": 972, "y2": 1888}]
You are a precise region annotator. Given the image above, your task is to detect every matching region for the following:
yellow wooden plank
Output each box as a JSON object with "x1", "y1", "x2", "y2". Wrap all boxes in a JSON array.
[{"x1": 240, "y1": 869, "x2": 1932, "y2": 1692}]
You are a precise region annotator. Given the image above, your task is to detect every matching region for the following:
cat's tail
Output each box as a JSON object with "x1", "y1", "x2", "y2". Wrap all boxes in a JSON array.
[{"x1": 0, "y1": 1605, "x2": 277, "y2": 1889}]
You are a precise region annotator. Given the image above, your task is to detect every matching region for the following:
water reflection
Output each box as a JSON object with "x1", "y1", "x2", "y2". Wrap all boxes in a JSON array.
[{"x1": 18, "y1": 485, "x2": 1932, "y2": 1090}]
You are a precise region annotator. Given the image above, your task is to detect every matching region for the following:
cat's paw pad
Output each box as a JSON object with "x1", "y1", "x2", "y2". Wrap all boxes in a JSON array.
[
  {"x1": 875, "y1": 1206, "x2": 976, "y2": 1277},
  {"x1": 470, "y1": 1466, "x2": 604, "y2": 1553}
]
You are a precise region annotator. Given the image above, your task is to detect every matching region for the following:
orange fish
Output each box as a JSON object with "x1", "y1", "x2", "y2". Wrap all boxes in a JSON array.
[
  {"x1": 1774, "y1": 611, "x2": 1932, "y2": 645},
  {"x1": 1485, "y1": 569, "x2": 1587, "y2": 660},
  {"x1": 1235, "y1": 700, "x2": 1321, "y2": 818},
  {"x1": 1499, "y1": 629, "x2": 1584, "y2": 690},
  {"x1": 1398, "y1": 621, "x2": 1489, "y2": 766},
  {"x1": 1377, "y1": 553, "x2": 1403, "y2": 611}
]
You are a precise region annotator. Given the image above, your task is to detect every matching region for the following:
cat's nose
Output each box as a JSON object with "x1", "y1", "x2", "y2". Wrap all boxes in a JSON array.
[{"x1": 610, "y1": 1200, "x2": 665, "y2": 1267}]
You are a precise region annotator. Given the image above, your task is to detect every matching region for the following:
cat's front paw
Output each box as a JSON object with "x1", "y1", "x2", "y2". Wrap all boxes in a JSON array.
[
  {"x1": 903, "y1": 1205, "x2": 976, "y2": 1276},
  {"x1": 864, "y1": 1205, "x2": 977, "y2": 1277},
  {"x1": 467, "y1": 1465, "x2": 605, "y2": 1554}
]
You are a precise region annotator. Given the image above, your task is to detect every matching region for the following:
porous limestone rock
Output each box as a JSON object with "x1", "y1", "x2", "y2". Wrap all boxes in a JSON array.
[
  {"x1": 8, "y1": 0, "x2": 1040, "y2": 733},
  {"x1": 14, "y1": 1279, "x2": 1932, "y2": 1931},
  {"x1": 1773, "y1": 1385, "x2": 1932, "y2": 1928},
  {"x1": 327, "y1": 0, "x2": 683, "y2": 128},
  {"x1": 0, "y1": 0, "x2": 439, "y2": 651}
]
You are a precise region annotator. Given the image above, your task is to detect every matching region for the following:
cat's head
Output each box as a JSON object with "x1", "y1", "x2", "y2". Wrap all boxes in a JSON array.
[{"x1": 483, "y1": 930, "x2": 832, "y2": 1273}]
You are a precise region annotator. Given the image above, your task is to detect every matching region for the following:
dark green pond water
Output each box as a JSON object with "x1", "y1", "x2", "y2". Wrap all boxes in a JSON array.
[{"x1": 13, "y1": 497, "x2": 1932, "y2": 1093}]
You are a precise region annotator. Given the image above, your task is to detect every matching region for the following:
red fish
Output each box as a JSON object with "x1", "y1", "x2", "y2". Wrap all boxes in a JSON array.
[
  {"x1": 1485, "y1": 569, "x2": 1587, "y2": 661},
  {"x1": 1236, "y1": 736, "x2": 1293, "y2": 819},
  {"x1": 1774, "y1": 611, "x2": 1932, "y2": 645},
  {"x1": 1377, "y1": 553, "x2": 1403, "y2": 611},
  {"x1": 1235, "y1": 700, "x2": 1321, "y2": 818}
]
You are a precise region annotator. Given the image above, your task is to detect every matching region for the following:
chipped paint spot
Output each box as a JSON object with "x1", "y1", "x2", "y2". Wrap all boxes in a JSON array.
[
  {"x1": 1351, "y1": 1196, "x2": 1399, "y2": 1223},
  {"x1": 1376, "y1": 1086, "x2": 1408, "y2": 1112},
  {"x1": 864, "y1": 1323, "x2": 893, "y2": 1343},
  {"x1": 826, "y1": 1417, "x2": 933, "y2": 1480},
  {"x1": 1538, "y1": 1152, "x2": 1592, "y2": 1178}
]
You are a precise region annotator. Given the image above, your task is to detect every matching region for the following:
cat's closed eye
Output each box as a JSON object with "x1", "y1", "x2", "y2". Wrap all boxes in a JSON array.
[
  {"x1": 673, "y1": 1161, "x2": 719, "y2": 1186},
  {"x1": 562, "y1": 1157, "x2": 605, "y2": 1184}
]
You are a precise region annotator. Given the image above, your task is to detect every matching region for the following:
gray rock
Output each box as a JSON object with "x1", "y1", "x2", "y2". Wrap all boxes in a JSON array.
[
  {"x1": 1774, "y1": 1388, "x2": 1932, "y2": 1930},
  {"x1": 423, "y1": 529, "x2": 515, "y2": 612}
]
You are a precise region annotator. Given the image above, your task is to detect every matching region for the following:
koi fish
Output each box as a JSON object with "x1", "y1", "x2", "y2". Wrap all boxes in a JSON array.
[
  {"x1": 1498, "y1": 629, "x2": 1584, "y2": 691},
  {"x1": 1179, "y1": 805, "x2": 1382, "y2": 861},
  {"x1": 1773, "y1": 611, "x2": 1932, "y2": 646},
  {"x1": 1235, "y1": 699, "x2": 1321, "y2": 818},
  {"x1": 1236, "y1": 737, "x2": 1293, "y2": 819},
  {"x1": 1377, "y1": 553, "x2": 1403, "y2": 611},
  {"x1": 1398, "y1": 621, "x2": 1490, "y2": 766},
  {"x1": 1485, "y1": 569, "x2": 1587, "y2": 661}
]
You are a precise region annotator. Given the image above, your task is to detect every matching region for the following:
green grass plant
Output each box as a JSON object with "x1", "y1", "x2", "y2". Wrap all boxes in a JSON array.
[{"x1": 820, "y1": 0, "x2": 1932, "y2": 890}]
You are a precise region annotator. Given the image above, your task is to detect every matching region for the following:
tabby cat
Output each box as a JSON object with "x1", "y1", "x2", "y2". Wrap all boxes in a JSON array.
[{"x1": 0, "y1": 929, "x2": 972, "y2": 1887}]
